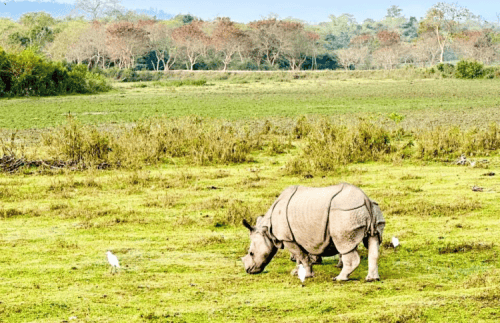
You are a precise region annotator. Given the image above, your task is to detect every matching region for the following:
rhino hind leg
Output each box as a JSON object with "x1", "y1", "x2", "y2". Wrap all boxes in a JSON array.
[
  {"x1": 365, "y1": 235, "x2": 380, "y2": 282},
  {"x1": 284, "y1": 241, "x2": 315, "y2": 278},
  {"x1": 336, "y1": 254, "x2": 343, "y2": 268},
  {"x1": 334, "y1": 249, "x2": 360, "y2": 281}
]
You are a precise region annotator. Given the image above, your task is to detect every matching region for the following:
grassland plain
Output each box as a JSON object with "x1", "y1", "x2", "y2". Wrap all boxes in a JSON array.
[
  {"x1": 1, "y1": 78, "x2": 500, "y2": 129},
  {"x1": 1, "y1": 74, "x2": 500, "y2": 322}
]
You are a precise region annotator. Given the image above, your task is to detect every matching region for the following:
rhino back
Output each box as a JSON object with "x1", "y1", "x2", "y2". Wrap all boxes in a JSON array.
[{"x1": 286, "y1": 185, "x2": 344, "y2": 255}]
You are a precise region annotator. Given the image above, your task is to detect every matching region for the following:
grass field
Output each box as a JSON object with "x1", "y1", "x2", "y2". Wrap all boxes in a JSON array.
[
  {"x1": 1, "y1": 73, "x2": 500, "y2": 322},
  {"x1": 1, "y1": 78, "x2": 500, "y2": 129}
]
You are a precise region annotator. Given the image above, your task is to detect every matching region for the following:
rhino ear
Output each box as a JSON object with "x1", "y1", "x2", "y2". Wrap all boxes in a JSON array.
[
  {"x1": 255, "y1": 215, "x2": 264, "y2": 226},
  {"x1": 242, "y1": 219, "x2": 254, "y2": 232}
]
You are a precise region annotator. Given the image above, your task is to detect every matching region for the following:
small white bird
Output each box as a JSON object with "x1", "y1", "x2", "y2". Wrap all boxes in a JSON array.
[
  {"x1": 106, "y1": 251, "x2": 120, "y2": 273},
  {"x1": 392, "y1": 237, "x2": 400, "y2": 248},
  {"x1": 298, "y1": 264, "x2": 306, "y2": 284}
]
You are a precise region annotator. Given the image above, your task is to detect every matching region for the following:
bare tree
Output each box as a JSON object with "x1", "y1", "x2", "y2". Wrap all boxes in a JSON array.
[
  {"x1": 75, "y1": 0, "x2": 124, "y2": 20},
  {"x1": 419, "y1": 2, "x2": 472, "y2": 62},
  {"x1": 335, "y1": 47, "x2": 368, "y2": 70},
  {"x1": 412, "y1": 33, "x2": 441, "y2": 67},
  {"x1": 452, "y1": 30, "x2": 497, "y2": 64}
]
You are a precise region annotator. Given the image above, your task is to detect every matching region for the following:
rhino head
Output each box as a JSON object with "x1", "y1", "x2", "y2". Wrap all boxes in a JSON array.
[{"x1": 241, "y1": 217, "x2": 278, "y2": 274}]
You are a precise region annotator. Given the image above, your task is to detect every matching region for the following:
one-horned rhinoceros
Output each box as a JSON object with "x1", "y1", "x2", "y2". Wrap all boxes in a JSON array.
[{"x1": 241, "y1": 183, "x2": 385, "y2": 281}]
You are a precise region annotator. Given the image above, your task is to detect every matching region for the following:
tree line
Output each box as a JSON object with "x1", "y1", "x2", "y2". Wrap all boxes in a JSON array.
[{"x1": 1, "y1": 1, "x2": 499, "y2": 71}]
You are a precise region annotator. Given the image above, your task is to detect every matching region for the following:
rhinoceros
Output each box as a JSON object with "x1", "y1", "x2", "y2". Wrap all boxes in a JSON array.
[{"x1": 241, "y1": 183, "x2": 385, "y2": 281}]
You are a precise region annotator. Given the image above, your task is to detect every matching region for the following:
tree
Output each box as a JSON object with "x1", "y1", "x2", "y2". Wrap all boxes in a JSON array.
[
  {"x1": 171, "y1": 21, "x2": 209, "y2": 70},
  {"x1": 381, "y1": 5, "x2": 406, "y2": 30},
  {"x1": 326, "y1": 14, "x2": 358, "y2": 37},
  {"x1": 372, "y1": 47, "x2": 400, "y2": 69},
  {"x1": 144, "y1": 22, "x2": 177, "y2": 71},
  {"x1": 419, "y1": 2, "x2": 472, "y2": 62},
  {"x1": 46, "y1": 20, "x2": 88, "y2": 62},
  {"x1": 401, "y1": 17, "x2": 419, "y2": 41},
  {"x1": 323, "y1": 32, "x2": 351, "y2": 51},
  {"x1": 14, "y1": 12, "x2": 56, "y2": 49},
  {"x1": 280, "y1": 22, "x2": 319, "y2": 70},
  {"x1": 452, "y1": 30, "x2": 498, "y2": 64},
  {"x1": 75, "y1": 0, "x2": 124, "y2": 20},
  {"x1": 106, "y1": 21, "x2": 149, "y2": 68},
  {"x1": 335, "y1": 46, "x2": 368, "y2": 70},
  {"x1": 211, "y1": 19, "x2": 246, "y2": 71},
  {"x1": 0, "y1": 18, "x2": 23, "y2": 52},
  {"x1": 376, "y1": 30, "x2": 400, "y2": 47},
  {"x1": 413, "y1": 33, "x2": 441, "y2": 66},
  {"x1": 248, "y1": 19, "x2": 286, "y2": 68}
]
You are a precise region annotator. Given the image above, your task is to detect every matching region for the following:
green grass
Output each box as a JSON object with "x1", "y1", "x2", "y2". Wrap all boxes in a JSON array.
[
  {"x1": 1, "y1": 75, "x2": 500, "y2": 322},
  {"x1": 1, "y1": 78, "x2": 500, "y2": 129}
]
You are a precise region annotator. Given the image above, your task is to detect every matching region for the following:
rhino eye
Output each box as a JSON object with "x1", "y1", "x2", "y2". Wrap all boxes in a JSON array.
[{"x1": 250, "y1": 252, "x2": 254, "y2": 257}]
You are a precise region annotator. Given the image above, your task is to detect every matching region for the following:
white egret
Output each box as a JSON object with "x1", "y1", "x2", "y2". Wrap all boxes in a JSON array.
[
  {"x1": 392, "y1": 237, "x2": 400, "y2": 248},
  {"x1": 106, "y1": 251, "x2": 120, "y2": 273},
  {"x1": 298, "y1": 264, "x2": 306, "y2": 284}
]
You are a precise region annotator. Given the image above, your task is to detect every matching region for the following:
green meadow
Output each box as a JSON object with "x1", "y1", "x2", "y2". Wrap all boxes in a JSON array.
[{"x1": 1, "y1": 72, "x2": 500, "y2": 322}]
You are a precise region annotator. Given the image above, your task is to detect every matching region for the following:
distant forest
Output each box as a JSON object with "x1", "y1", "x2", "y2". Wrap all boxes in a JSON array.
[{"x1": 1, "y1": 0, "x2": 499, "y2": 71}]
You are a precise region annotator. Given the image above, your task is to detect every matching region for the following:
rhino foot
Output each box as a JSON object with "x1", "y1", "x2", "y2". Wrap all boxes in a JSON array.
[
  {"x1": 365, "y1": 277, "x2": 380, "y2": 282},
  {"x1": 333, "y1": 276, "x2": 349, "y2": 282}
]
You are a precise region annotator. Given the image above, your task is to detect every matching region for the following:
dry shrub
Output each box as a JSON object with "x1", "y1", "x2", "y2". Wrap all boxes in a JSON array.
[
  {"x1": 416, "y1": 123, "x2": 500, "y2": 160},
  {"x1": 286, "y1": 119, "x2": 393, "y2": 174}
]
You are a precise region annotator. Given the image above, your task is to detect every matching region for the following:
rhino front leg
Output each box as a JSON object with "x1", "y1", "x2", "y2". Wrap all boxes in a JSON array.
[
  {"x1": 365, "y1": 235, "x2": 380, "y2": 282},
  {"x1": 284, "y1": 241, "x2": 314, "y2": 278},
  {"x1": 334, "y1": 249, "x2": 360, "y2": 281}
]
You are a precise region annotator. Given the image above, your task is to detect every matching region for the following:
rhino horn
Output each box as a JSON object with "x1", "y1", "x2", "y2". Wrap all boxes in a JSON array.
[{"x1": 242, "y1": 219, "x2": 254, "y2": 231}]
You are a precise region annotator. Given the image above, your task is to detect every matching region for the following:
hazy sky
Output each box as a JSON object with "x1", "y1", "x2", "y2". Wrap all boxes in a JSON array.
[{"x1": 1, "y1": 0, "x2": 499, "y2": 23}]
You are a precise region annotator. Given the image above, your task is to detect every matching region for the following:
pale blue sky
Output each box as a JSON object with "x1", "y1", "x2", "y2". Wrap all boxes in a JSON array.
[{"x1": 1, "y1": 0, "x2": 499, "y2": 23}]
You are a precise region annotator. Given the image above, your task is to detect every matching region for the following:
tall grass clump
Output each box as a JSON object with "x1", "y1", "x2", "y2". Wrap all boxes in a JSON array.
[
  {"x1": 42, "y1": 117, "x2": 111, "y2": 166},
  {"x1": 42, "y1": 117, "x2": 264, "y2": 168},
  {"x1": 286, "y1": 119, "x2": 393, "y2": 174},
  {"x1": 415, "y1": 123, "x2": 500, "y2": 160}
]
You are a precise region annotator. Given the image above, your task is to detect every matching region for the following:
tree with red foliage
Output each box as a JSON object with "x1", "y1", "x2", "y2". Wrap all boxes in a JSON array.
[
  {"x1": 280, "y1": 21, "x2": 319, "y2": 70},
  {"x1": 376, "y1": 30, "x2": 400, "y2": 47},
  {"x1": 248, "y1": 19, "x2": 287, "y2": 68},
  {"x1": 452, "y1": 30, "x2": 497, "y2": 64},
  {"x1": 106, "y1": 21, "x2": 149, "y2": 68},
  {"x1": 211, "y1": 19, "x2": 246, "y2": 71},
  {"x1": 171, "y1": 21, "x2": 209, "y2": 70}
]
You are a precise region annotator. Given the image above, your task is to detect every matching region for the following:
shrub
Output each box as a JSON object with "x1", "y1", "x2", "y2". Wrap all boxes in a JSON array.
[
  {"x1": 0, "y1": 48, "x2": 13, "y2": 94},
  {"x1": 455, "y1": 60, "x2": 484, "y2": 79},
  {"x1": 436, "y1": 63, "x2": 455, "y2": 78},
  {"x1": 0, "y1": 49, "x2": 110, "y2": 97}
]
